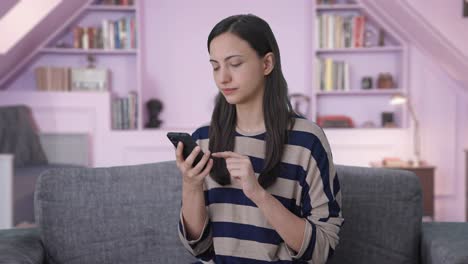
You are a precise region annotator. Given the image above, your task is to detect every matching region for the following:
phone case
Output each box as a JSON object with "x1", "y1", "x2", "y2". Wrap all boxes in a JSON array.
[{"x1": 167, "y1": 132, "x2": 205, "y2": 167}]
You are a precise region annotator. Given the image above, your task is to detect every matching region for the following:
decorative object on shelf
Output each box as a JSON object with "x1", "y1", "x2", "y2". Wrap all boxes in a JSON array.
[
  {"x1": 377, "y1": 72, "x2": 396, "y2": 89},
  {"x1": 361, "y1": 120, "x2": 377, "y2": 128},
  {"x1": 390, "y1": 93, "x2": 421, "y2": 166},
  {"x1": 71, "y1": 67, "x2": 109, "y2": 92},
  {"x1": 361, "y1": 76, "x2": 373, "y2": 89},
  {"x1": 364, "y1": 29, "x2": 376, "y2": 47},
  {"x1": 378, "y1": 29, "x2": 385, "y2": 46},
  {"x1": 317, "y1": 115, "x2": 354, "y2": 128},
  {"x1": 381, "y1": 112, "x2": 396, "y2": 128},
  {"x1": 464, "y1": 0, "x2": 468, "y2": 17},
  {"x1": 288, "y1": 93, "x2": 310, "y2": 117},
  {"x1": 145, "y1": 98, "x2": 163, "y2": 129},
  {"x1": 87, "y1": 54, "x2": 96, "y2": 68}
]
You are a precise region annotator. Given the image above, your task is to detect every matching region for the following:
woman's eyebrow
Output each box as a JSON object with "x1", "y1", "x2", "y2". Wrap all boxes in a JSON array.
[{"x1": 209, "y1": 55, "x2": 243, "y2": 63}]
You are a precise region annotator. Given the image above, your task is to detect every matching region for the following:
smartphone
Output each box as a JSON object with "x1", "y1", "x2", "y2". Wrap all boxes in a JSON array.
[{"x1": 167, "y1": 132, "x2": 206, "y2": 168}]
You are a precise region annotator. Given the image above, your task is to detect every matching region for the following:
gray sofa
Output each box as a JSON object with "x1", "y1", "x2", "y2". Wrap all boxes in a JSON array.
[{"x1": 0, "y1": 161, "x2": 467, "y2": 264}]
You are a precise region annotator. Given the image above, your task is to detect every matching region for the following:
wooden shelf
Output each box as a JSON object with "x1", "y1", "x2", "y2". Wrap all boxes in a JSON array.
[
  {"x1": 316, "y1": 4, "x2": 362, "y2": 11},
  {"x1": 316, "y1": 89, "x2": 403, "y2": 96},
  {"x1": 86, "y1": 5, "x2": 136, "y2": 12},
  {"x1": 40, "y1": 48, "x2": 137, "y2": 55},
  {"x1": 316, "y1": 46, "x2": 403, "y2": 54}
]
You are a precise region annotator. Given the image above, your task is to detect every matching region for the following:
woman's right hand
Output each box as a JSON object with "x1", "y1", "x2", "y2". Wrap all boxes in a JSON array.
[{"x1": 175, "y1": 142, "x2": 213, "y2": 190}]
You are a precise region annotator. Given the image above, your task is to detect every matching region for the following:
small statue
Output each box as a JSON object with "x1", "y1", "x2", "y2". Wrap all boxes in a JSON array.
[
  {"x1": 86, "y1": 54, "x2": 96, "y2": 68},
  {"x1": 145, "y1": 98, "x2": 163, "y2": 128}
]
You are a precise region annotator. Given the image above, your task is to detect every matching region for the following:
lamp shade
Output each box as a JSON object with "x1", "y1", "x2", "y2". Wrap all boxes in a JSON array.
[{"x1": 390, "y1": 94, "x2": 407, "y2": 105}]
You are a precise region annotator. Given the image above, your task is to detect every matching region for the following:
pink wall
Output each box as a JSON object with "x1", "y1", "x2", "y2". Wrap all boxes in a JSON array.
[
  {"x1": 405, "y1": 0, "x2": 468, "y2": 59},
  {"x1": 140, "y1": 0, "x2": 314, "y2": 128}
]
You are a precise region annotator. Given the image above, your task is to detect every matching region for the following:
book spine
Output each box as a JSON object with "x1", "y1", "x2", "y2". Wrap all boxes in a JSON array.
[{"x1": 73, "y1": 27, "x2": 83, "y2": 49}]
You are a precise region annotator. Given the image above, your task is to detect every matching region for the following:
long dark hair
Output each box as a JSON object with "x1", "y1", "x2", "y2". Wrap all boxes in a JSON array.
[{"x1": 207, "y1": 14, "x2": 296, "y2": 189}]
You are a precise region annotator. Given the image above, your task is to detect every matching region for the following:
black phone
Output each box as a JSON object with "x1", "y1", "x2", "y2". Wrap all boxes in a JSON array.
[{"x1": 167, "y1": 132, "x2": 206, "y2": 168}]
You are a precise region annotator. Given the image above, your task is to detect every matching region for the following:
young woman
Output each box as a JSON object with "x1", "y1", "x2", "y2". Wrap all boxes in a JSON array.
[{"x1": 175, "y1": 14, "x2": 343, "y2": 264}]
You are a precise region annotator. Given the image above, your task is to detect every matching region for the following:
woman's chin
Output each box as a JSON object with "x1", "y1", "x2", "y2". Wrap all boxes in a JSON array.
[{"x1": 223, "y1": 96, "x2": 240, "y2": 105}]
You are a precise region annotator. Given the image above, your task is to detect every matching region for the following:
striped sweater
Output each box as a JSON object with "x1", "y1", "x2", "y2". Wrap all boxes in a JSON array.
[{"x1": 178, "y1": 116, "x2": 343, "y2": 263}]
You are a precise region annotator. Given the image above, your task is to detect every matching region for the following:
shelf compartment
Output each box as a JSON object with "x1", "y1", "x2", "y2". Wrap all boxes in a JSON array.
[
  {"x1": 316, "y1": 89, "x2": 404, "y2": 96},
  {"x1": 40, "y1": 48, "x2": 137, "y2": 55},
  {"x1": 316, "y1": 4, "x2": 362, "y2": 11},
  {"x1": 316, "y1": 46, "x2": 403, "y2": 54},
  {"x1": 86, "y1": 5, "x2": 136, "y2": 12}
]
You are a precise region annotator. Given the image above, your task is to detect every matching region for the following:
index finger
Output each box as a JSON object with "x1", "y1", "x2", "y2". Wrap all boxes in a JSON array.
[{"x1": 211, "y1": 151, "x2": 243, "y2": 159}]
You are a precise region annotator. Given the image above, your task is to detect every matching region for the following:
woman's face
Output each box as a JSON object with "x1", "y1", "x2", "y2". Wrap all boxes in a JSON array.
[{"x1": 209, "y1": 32, "x2": 272, "y2": 105}]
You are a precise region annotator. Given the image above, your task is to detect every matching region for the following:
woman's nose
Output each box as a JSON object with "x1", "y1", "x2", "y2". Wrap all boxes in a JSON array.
[{"x1": 219, "y1": 67, "x2": 232, "y2": 84}]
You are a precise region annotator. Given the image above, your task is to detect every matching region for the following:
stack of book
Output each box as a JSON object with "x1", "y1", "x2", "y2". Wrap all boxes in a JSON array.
[
  {"x1": 35, "y1": 66, "x2": 109, "y2": 92},
  {"x1": 96, "y1": 0, "x2": 134, "y2": 5},
  {"x1": 112, "y1": 92, "x2": 138, "y2": 130},
  {"x1": 316, "y1": 14, "x2": 365, "y2": 49},
  {"x1": 73, "y1": 17, "x2": 137, "y2": 50},
  {"x1": 315, "y1": 58, "x2": 350, "y2": 91}
]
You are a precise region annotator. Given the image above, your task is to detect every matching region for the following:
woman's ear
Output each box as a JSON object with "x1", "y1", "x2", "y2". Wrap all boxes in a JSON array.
[{"x1": 263, "y1": 52, "x2": 275, "y2": 76}]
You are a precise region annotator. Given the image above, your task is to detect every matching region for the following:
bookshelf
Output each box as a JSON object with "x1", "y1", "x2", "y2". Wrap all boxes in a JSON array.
[
  {"x1": 30, "y1": 0, "x2": 141, "y2": 131},
  {"x1": 312, "y1": 0, "x2": 408, "y2": 129}
]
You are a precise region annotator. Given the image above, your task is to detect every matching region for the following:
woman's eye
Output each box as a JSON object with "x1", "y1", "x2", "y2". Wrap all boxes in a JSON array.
[
  {"x1": 231, "y1": 63, "x2": 242, "y2": 67},
  {"x1": 213, "y1": 67, "x2": 219, "y2": 71}
]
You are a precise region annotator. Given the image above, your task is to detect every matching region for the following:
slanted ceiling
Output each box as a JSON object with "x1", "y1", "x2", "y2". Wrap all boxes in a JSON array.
[
  {"x1": 0, "y1": 0, "x2": 18, "y2": 19},
  {"x1": 359, "y1": 0, "x2": 468, "y2": 89},
  {"x1": 0, "y1": 0, "x2": 89, "y2": 89}
]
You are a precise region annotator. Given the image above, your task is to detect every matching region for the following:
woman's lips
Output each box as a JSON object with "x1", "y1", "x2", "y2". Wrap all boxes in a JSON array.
[{"x1": 222, "y1": 88, "x2": 238, "y2": 95}]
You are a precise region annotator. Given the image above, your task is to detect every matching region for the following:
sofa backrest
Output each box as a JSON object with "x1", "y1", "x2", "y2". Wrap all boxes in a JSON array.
[
  {"x1": 35, "y1": 161, "x2": 195, "y2": 264},
  {"x1": 329, "y1": 165, "x2": 422, "y2": 264},
  {"x1": 35, "y1": 161, "x2": 423, "y2": 264}
]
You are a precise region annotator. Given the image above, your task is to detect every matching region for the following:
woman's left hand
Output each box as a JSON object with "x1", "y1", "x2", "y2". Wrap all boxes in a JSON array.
[{"x1": 211, "y1": 151, "x2": 264, "y2": 201}]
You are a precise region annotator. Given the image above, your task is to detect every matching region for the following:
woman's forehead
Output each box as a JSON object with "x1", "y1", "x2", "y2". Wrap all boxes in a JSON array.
[{"x1": 209, "y1": 33, "x2": 253, "y2": 60}]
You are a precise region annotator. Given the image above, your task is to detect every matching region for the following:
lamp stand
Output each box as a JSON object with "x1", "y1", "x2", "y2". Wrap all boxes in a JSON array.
[{"x1": 407, "y1": 99, "x2": 421, "y2": 167}]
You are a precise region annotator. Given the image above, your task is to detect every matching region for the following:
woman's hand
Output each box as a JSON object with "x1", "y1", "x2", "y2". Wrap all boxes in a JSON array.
[
  {"x1": 211, "y1": 151, "x2": 265, "y2": 201},
  {"x1": 175, "y1": 142, "x2": 213, "y2": 191}
]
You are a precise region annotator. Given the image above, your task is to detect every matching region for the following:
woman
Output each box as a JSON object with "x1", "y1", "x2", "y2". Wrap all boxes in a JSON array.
[{"x1": 175, "y1": 14, "x2": 343, "y2": 264}]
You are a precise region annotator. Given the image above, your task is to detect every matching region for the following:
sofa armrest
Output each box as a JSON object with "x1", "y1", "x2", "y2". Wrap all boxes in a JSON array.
[
  {"x1": 421, "y1": 222, "x2": 468, "y2": 264},
  {"x1": 0, "y1": 227, "x2": 45, "y2": 264}
]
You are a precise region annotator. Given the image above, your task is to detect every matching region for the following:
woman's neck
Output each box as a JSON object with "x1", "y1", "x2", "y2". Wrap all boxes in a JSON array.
[{"x1": 235, "y1": 100, "x2": 265, "y2": 133}]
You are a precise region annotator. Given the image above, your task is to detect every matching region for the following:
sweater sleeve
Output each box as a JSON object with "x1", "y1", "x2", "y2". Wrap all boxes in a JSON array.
[
  {"x1": 285, "y1": 129, "x2": 344, "y2": 263},
  {"x1": 177, "y1": 209, "x2": 214, "y2": 258},
  {"x1": 177, "y1": 127, "x2": 214, "y2": 259}
]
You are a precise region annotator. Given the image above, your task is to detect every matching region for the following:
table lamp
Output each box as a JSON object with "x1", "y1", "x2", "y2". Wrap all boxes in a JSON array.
[{"x1": 390, "y1": 93, "x2": 421, "y2": 167}]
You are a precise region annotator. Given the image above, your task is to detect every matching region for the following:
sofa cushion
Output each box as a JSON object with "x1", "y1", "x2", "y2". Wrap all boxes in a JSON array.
[
  {"x1": 35, "y1": 161, "x2": 195, "y2": 264},
  {"x1": 0, "y1": 105, "x2": 48, "y2": 167},
  {"x1": 0, "y1": 227, "x2": 44, "y2": 264},
  {"x1": 421, "y1": 222, "x2": 468, "y2": 264},
  {"x1": 328, "y1": 166, "x2": 422, "y2": 264}
]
